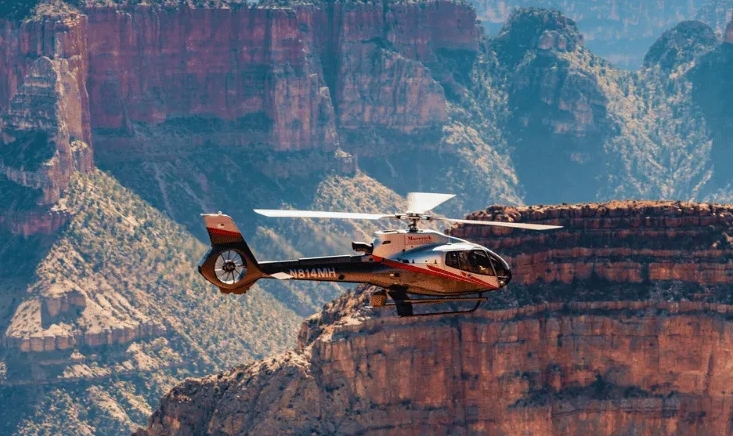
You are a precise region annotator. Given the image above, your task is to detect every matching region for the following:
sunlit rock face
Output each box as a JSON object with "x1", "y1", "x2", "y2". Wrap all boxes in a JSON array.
[
  {"x1": 82, "y1": 1, "x2": 479, "y2": 157},
  {"x1": 138, "y1": 200, "x2": 733, "y2": 436},
  {"x1": 0, "y1": 13, "x2": 93, "y2": 235}
]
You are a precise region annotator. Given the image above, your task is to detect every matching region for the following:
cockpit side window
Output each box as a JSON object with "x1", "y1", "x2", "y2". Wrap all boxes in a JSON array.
[
  {"x1": 445, "y1": 251, "x2": 460, "y2": 269},
  {"x1": 445, "y1": 250, "x2": 496, "y2": 276}
]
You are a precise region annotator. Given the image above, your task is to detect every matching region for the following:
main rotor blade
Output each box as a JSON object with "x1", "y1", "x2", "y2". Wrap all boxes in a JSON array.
[
  {"x1": 442, "y1": 217, "x2": 563, "y2": 230},
  {"x1": 254, "y1": 209, "x2": 394, "y2": 220},
  {"x1": 406, "y1": 192, "x2": 456, "y2": 214}
]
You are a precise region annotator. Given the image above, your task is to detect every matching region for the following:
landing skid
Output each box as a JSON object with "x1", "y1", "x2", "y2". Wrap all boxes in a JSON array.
[{"x1": 369, "y1": 289, "x2": 487, "y2": 317}]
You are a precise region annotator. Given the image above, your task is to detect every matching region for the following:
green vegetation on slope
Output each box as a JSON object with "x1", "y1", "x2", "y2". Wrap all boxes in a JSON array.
[
  {"x1": 0, "y1": 170, "x2": 300, "y2": 434},
  {"x1": 49, "y1": 170, "x2": 299, "y2": 365}
]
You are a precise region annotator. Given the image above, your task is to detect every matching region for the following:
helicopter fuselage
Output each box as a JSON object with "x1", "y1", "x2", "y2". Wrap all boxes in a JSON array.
[
  {"x1": 255, "y1": 229, "x2": 512, "y2": 296},
  {"x1": 196, "y1": 210, "x2": 548, "y2": 316}
]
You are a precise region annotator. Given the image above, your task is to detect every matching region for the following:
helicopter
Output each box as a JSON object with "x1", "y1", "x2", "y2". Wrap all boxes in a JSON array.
[{"x1": 197, "y1": 192, "x2": 562, "y2": 317}]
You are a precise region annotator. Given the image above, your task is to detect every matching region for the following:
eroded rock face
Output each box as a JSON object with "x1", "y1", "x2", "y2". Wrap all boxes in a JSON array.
[
  {"x1": 84, "y1": 7, "x2": 336, "y2": 152},
  {"x1": 478, "y1": 0, "x2": 705, "y2": 68},
  {"x1": 0, "y1": 1, "x2": 478, "y2": 235},
  {"x1": 1, "y1": 56, "x2": 93, "y2": 202},
  {"x1": 3, "y1": 279, "x2": 167, "y2": 354},
  {"x1": 643, "y1": 21, "x2": 719, "y2": 72},
  {"x1": 454, "y1": 201, "x2": 733, "y2": 288},
  {"x1": 0, "y1": 13, "x2": 93, "y2": 235},
  {"x1": 84, "y1": 2, "x2": 474, "y2": 157},
  {"x1": 491, "y1": 9, "x2": 614, "y2": 204},
  {"x1": 137, "y1": 200, "x2": 733, "y2": 435},
  {"x1": 140, "y1": 300, "x2": 733, "y2": 436}
]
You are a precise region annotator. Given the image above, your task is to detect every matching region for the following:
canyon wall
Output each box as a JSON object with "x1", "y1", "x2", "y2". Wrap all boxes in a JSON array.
[
  {"x1": 84, "y1": 6, "x2": 336, "y2": 152},
  {"x1": 83, "y1": 1, "x2": 477, "y2": 158},
  {"x1": 140, "y1": 298, "x2": 733, "y2": 435},
  {"x1": 0, "y1": 1, "x2": 482, "y2": 235},
  {"x1": 137, "y1": 200, "x2": 733, "y2": 435},
  {"x1": 454, "y1": 201, "x2": 733, "y2": 287},
  {"x1": 0, "y1": 12, "x2": 93, "y2": 235}
]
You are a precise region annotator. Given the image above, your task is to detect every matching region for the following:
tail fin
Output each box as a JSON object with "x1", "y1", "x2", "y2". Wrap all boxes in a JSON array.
[{"x1": 198, "y1": 213, "x2": 264, "y2": 294}]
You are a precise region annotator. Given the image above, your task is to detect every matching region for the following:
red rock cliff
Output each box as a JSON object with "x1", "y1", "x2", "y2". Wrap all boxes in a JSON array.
[
  {"x1": 0, "y1": 1, "x2": 480, "y2": 234},
  {"x1": 85, "y1": 6, "x2": 336, "y2": 151},
  {"x1": 454, "y1": 201, "x2": 733, "y2": 288},
  {"x1": 140, "y1": 300, "x2": 733, "y2": 436},
  {"x1": 135, "y1": 200, "x2": 733, "y2": 435},
  {"x1": 0, "y1": 12, "x2": 91, "y2": 144},
  {"x1": 83, "y1": 1, "x2": 476, "y2": 156},
  {"x1": 0, "y1": 12, "x2": 93, "y2": 235}
]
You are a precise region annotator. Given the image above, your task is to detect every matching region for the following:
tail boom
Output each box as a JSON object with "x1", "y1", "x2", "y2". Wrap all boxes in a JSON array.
[{"x1": 258, "y1": 255, "x2": 387, "y2": 285}]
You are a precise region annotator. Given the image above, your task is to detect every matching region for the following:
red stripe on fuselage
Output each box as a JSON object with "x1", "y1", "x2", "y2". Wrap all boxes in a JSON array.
[
  {"x1": 426, "y1": 265, "x2": 495, "y2": 288},
  {"x1": 374, "y1": 256, "x2": 490, "y2": 288}
]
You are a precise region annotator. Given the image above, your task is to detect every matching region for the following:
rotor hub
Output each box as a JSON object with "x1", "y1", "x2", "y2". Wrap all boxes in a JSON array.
[{"x1": 221, "y1": 260, "x2": 237, "y2": 273}]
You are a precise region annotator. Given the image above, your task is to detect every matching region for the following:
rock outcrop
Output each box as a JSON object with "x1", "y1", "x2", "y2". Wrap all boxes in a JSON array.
[
  {"x1": 478, "y1": 0, "x2": 705, "y2": 68},
  {"x1": 141, "y1": 300, "x2": 733, "y2": 436},
  {"x1": 689, "y1": 14, "x2": 733, "y2": 191},
  {"x1": 1, "y1": 56, "x2": 94, "y2": 203},
  {"x1": 643, "y1": 21, "x2": 719, "y2": 72},
  {"x1": 455, "y1": 201, "x2": 733, "y2": 288},
  {"x1": 491, "y1": 9, "x2": 614, "y2": 204},
  {"x1": 137, "y1": 200, "x2": 733, "y2": 435},
  {"x1": 3, "y1": 280, "x2": 168, "y2": 354},
  {"x1": 0, "y1": 12, "x2": 93, "y2": 235}
]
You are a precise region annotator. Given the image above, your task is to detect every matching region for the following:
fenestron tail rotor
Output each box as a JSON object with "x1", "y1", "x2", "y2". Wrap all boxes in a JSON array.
[
  {"x1": 253, "y1": 192, "x2": 563, "y2": 231},
  {"x1": 214, "y1": 249, "x2": 248, "y2": 284}
]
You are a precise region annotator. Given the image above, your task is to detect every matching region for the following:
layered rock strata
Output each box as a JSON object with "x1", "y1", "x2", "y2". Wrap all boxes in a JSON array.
[
  {"x1": 1, "y1": 56, "x2": 94, "y2": 203},
  {"x1": 0, "y1": 1, "x2": 481, "y2": 236},
  {"x1": 136, "y1": 200, "x2": 733, "y2": 435},
  {"x1": 3, "y1": 280, "x2": 167, "y2": 353},
  {"x1": 83, "y1": 1, "x2": 472, "y2": 157},
  {"x1": 139, "y1": 299, "x2": 733, "y2": 436},
  {"x1": 0, "y1": 13, "x2": 93, "y2": 235},
  {"x1": 454, "y1": 200, "x2": 733, "y2": 288}
]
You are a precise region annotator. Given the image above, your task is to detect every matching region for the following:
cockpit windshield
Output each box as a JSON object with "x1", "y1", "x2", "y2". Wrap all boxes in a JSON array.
[{"x1": 445, "y1": 250, "x2": 496, "y2": 276}]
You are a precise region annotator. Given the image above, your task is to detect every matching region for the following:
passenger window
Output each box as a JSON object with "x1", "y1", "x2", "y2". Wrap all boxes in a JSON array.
[
  {"x1": 445, "y1": 251, "x2": 460, "y2": 269},
  {"x1": 445, "y1": 250, "x2": 496, "y2": 276}
]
